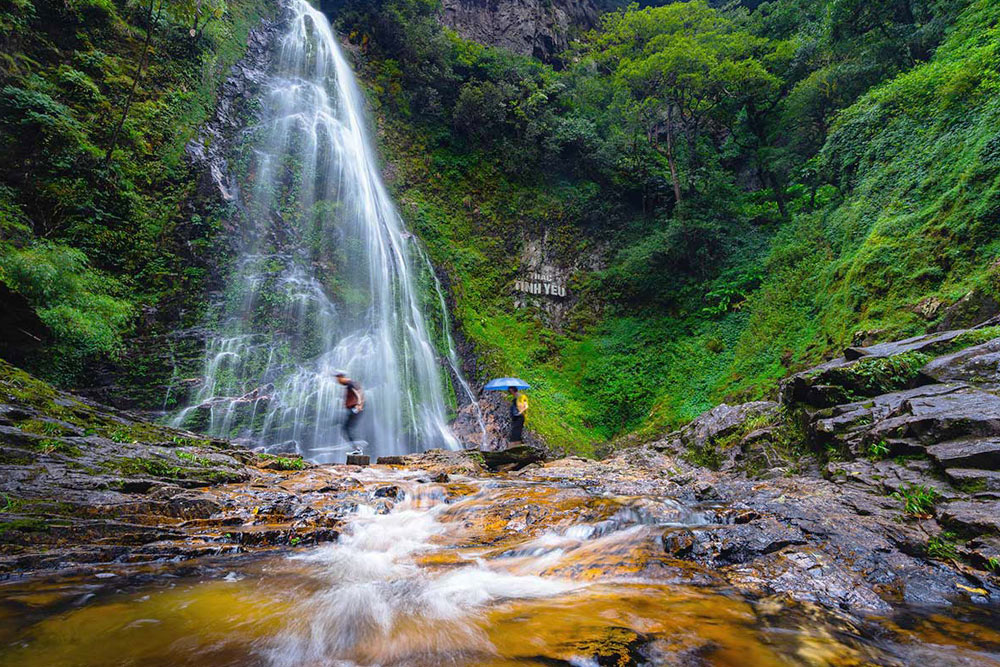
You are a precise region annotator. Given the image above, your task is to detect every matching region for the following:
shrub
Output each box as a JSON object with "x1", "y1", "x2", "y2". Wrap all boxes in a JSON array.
[
  {"x1": 893, "y1": 483, "x2": 938, "y2": 516},
  {"x1": 0, "y1": 241, "x2": 134, "y2": 360}
]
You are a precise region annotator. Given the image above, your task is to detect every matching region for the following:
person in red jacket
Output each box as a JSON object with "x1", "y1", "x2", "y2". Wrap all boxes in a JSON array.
[{"x1": 336, "y1": 372, "x2": 364, "y2": 444}]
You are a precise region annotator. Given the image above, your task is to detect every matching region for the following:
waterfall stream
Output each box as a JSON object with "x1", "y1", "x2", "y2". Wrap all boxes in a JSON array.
[{"x1": 173, "y1": 0, "x2": 479, "y2": 460}]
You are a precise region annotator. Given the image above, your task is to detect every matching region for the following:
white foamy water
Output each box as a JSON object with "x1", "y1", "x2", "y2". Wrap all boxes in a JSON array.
[
  {"x1": 266, "y1": 479, "x2": 579, "y2": 666},
  {"x1": 172, "y1": 0, "x2": 481, "y2": 459}
]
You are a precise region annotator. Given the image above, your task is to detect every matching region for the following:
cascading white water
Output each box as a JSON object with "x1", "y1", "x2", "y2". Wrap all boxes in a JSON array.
[{"x1": 172, "y1": 0, "x2": 467, "y2": 460}]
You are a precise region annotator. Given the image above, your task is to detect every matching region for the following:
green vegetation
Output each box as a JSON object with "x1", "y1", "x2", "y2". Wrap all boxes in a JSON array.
[
  {"x1": 866, "y1": 439, "x2": 890, "y2": 461},
  {"x1": 893, "y1": 483, "x2": 938, "y2": 516},
  {"x1": 176, "y1": 450, "x2": 212, "y2": 466},
  {"x1": 256, "y1": 453, "x2": 307, "y2": 471},
  {"x1": 819, "y1": 351, "x2": 932, "y2": 401},
  {"x1": 3, "y1": 0, "x2": 999, "y2": 455},
  {"x1": 34, "y1": 438, "x2": 82, "y2": 456},
  {"x1": 927, "y1": 531, "x2": 960, "y2": 561},
  {"x1": 0, "y1": 0, "x2": 275, "y2": 383},
  {"x1": 112, "y1": 456, "x2": 183, "y2": 478}
]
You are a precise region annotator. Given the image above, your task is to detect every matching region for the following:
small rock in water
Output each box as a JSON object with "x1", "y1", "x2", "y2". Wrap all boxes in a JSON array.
[
  {"x1": 346, "y1": 454, "x2": 370, "y2": 466},
  {"x1": 431, "y1": 472, "x2": 449, "y2": 483},
  {"x1": 223, "y1": 571, "x2": 241, "y2": 582},
  {"x1": 373, "y1": 485, "x2": 401, "y2": 499},
  {"x1": 95, "y1": 572, "x2": 117, "y2": 579}
]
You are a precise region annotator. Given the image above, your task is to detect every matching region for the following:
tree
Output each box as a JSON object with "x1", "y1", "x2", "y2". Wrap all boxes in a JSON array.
[
  {"x1": 105, "y1": 0, "x2": 164, "y2": 166},
  {"x1": 175, "y1": 0, "x2": 226, "y2": 40},
  {"x1": 580, "y1": 1, "x2": 782, "y2": 207}
]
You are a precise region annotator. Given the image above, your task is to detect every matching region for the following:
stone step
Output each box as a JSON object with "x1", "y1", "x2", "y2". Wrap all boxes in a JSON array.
[
  {"x1": 936, "y1": 500, "x2": 1000, "y2": 536},
  {"x1": 945, "y1": 468, "x2": 1000, "y2": 493},
  {"x1": 868, "y1": 388, "x2": 1000, "y2": 445},
  {"x1": 927, "y1": 438, "x2": 1000, "y2": 470}
]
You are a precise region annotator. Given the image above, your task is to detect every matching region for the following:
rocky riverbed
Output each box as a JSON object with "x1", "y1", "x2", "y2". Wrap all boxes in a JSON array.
[{"x1": 2, "y1": 322, "x2": 1000, "y2": 663}]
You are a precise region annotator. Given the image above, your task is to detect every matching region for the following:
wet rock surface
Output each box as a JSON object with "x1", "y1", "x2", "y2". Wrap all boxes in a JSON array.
[
  {"x1": 3, "y1": 323, "x2": 1000, "y2": 637},
  {"x1": 0, "y1": 361, "x2": 344, "y2": 574},
  {"x1": 439, "y1": 0, "x2": 598, "y2": 61},
  {"x1": 515, "y1": 452, "x2": 998, "y2": 614}
]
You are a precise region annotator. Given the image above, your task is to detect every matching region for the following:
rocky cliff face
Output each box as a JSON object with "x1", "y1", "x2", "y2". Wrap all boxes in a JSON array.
[{"x1": 439, "y1": 0, "x2": 599, "y2": 61}]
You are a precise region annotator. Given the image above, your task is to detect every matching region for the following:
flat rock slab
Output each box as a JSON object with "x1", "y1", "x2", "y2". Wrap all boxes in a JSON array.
[
  {"x1": 921, "y1": 337, "x2": 1000, "y2": 389},
  {"x1": 844, "y1": 329, "x2": 966, "y2": 361},
  {"x1": 927, "y1": 438, "x2": 1000, "y2": 470},
  {"x1": 937, "y1": 500, "x2": 1000, "y2": 535},
  {"x1": 945, "y1": 468, "x2": 1000, "y2": 493}
]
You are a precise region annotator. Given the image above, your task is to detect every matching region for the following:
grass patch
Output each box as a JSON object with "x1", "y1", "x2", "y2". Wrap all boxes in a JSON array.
[
  {"x1": 257, "y1": 453, "x2": 306, "y2": 471},
  {"x1": 33, "y1": 438, "x2": 81, "y2": 456},
  {"x1": 893, "y1": 483, "x2": 939, "y2": 516},
  {"x1": 867, "y1": 439, "x2": 890, "y2": 461},
  {"x1": 176, "y1": 450, "x2": 212, "y2": 466},
  {"x1": 927, "y1": 530, "x2": 960, "y2": 561},
  {"x1": 111, "y1": 457, "x2": 184, "y2": 479}
]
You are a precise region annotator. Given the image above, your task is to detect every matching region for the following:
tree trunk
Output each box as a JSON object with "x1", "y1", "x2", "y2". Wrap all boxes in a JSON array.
[
  {"x1": 663, "y1": 106, "x2": 682, "y2": 206},
  {"x1": 767, "y1": 170, "x2": 788, "y2": 219},
  {"x1": 105, "y1": 0, "x2": 161, "y2": 167}
]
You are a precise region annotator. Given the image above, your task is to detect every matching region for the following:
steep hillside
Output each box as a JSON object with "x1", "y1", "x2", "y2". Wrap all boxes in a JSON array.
[
  {"x1": 337, "y1": 0, "x2": 999, "y2": 452},
  {"x1": 0, "y1": 0, "x2": 275, "y2": 389}
]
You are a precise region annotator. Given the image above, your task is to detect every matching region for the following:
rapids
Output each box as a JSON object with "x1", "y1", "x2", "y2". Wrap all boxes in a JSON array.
[{"x1": 1, "y1": 465, "x2": 999, "y2": 666}]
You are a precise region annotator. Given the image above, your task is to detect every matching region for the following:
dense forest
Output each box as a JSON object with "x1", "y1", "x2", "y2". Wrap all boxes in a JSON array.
[
  {"x1": 1, "y1": 0, "x2": 998, "y2": 453},
  {"x1": 330, "y1": 0, "x2": 1000, "y2": 450}
]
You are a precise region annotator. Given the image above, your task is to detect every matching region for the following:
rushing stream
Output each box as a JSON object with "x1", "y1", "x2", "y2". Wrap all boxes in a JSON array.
[
  {"x1": 2, "y1": 465, "x2": 999, "y2": 666},
  {"x1": 172, "y1": 0, "x2": 478, "y2": 460}
]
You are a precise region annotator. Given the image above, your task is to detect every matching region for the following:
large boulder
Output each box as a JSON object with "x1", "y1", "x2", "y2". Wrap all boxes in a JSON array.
[
  {"x1": 809, "y1": 384, "x2": 965, "y2": 454},
  {"x1": 921, "y1": 337, "x2": 1000, "y2": 390},
  {"x1": 780, "y1": 351, "x2": 937, "y2": 409},
  {"x1": 652, "y1": 401, "x2": 778, "y2": 460}
]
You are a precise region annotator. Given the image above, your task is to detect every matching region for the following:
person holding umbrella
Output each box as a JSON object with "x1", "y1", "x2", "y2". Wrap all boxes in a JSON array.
[{"x1": 483, "y1": 377, "x2": 530, "y2": 445}]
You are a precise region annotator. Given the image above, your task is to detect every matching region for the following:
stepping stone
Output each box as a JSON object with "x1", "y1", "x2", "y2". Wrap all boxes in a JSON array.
[{"x1": 927, "y1": 438, "x2": 1000, "y2": 470}]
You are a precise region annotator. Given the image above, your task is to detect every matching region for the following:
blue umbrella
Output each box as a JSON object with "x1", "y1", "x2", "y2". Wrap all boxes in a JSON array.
[{"x1": 483, "y1": 377, "x2": 531, "y2": 391}]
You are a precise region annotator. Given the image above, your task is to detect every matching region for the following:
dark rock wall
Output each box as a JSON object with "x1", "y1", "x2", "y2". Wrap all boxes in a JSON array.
[{"x1": 439, "y1": 0, "x2": 599, "y2": 61}]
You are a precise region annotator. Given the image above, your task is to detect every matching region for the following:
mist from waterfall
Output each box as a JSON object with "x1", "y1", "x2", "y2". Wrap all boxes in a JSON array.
[{"x1": 172, "y1": 0, "x2": 479, "y2": 460}]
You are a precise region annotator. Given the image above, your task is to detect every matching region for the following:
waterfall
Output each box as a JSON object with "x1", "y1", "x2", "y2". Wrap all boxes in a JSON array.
[{"x1": 172, "y1": 0, "x2": 467, "y2": 460}]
